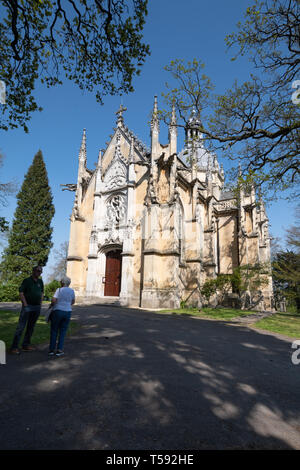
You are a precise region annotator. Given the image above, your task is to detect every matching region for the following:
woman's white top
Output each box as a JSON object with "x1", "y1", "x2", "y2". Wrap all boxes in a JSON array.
[{"x1": 53, "y1": 287, "x2": 75, "y2": 312}]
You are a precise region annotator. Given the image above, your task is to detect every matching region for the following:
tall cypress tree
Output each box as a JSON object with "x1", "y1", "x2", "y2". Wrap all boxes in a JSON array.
[{"x1": 0, "y1": 150, "x2": 55, "y2": 283}]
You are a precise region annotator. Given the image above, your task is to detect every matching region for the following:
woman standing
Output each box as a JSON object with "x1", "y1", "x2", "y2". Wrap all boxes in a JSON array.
[{"x1": 48, "y1": 276, "x2": 75, "y2": 357}]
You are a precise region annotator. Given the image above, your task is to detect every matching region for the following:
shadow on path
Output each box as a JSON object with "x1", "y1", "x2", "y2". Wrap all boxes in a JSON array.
[{"x1": 1, "y1": 304, "x2": 300, "y2": 450}]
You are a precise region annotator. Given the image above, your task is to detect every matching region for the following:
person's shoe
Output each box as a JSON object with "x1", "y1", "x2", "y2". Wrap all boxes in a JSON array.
[
  {"x1": 55, "y1": 350, "x2": 65, "y2": 357},
  {"x1": 22, "y1": 345, "x2": 36, "y2": 351},
  {"x1": 48, "y1": 350, "x2": 55, "y2": 357},
  {"x1": 9, "y1": 348, "x2": 20, "y2": 355}
]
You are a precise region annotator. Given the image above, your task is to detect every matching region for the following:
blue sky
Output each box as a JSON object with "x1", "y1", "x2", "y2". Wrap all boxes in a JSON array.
[{"x1": 0, "y1": 0, "x2": 297, "y2": 280}]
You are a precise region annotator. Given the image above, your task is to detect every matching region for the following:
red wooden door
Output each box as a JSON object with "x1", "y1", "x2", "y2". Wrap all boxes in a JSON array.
[{"x1": 104, "y1": 250, "x2": 122, "y2": 296}]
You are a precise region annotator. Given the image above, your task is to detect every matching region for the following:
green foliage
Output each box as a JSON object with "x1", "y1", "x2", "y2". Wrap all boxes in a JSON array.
[
  {"x1": 272, "y1": 251, "x2": 300, "y2": 312},
  {"x1": 0, "y1": 151, "x2": 55, "y2": 284},
  {"x1": 200, "y1": 279, "x2": 217, "y2": 302},
  {"x1": 159, "y1": 307, "x2": 258, "y2": 320},
  {"x1": 0, "y1": 310, "x2": 79, "y2": 348},
  {"x1": 234, "y1": 263, "x2": 270, "y2": 293},
  {"x1": 254, "y1": 311, "x2": 300, "y2": 339},
  {"x1": 201, "y1": 264, "x2": 270, "y2": 305},
  {"x1": 161, "y1": 58, "x2": 214, "y2": 128},
  {"x1": 201, "y1": 275, "x2": 232, "y2": 302},
  {"x1": 161, "y1": 1, "x2": 300, "y2": 199},
  {"x1": 0, "y1": 217, "x2": 8, "y2": 233},
  {"x1": 0, "y1": 0, "x2": 150, "y2": 132},
  {"x1": 272, "y1": 204, "x2": 300, "y2": 312},
  {"x1": 44, "y1": 279, "x2": 60, "y2": 301},
  {"x1": 0, "y1": 280, "x2": 20, "y2": 302}
]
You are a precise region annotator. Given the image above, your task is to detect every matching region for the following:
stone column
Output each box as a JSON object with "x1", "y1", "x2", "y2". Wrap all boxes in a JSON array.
[
  {"x1": 85, "y1": 152, "x2": 104, "y2": 299},
  {"x1": 120, "y1": 142, "x2": 136, "y2": 305}
]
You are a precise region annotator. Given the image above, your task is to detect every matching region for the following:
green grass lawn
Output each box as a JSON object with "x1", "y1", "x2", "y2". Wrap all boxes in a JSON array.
[
  {"x1": 158, "y1": 307, "x2": 256, "y2": 320},
  {"x1": 253, "y1": 312, "x2": 300, "y2": 338},
  {"x1": 0, "y1": 310, "x2": 79, "y2": 349},
  {"x1": 158, "y1": 306, "x2": 300, "y2": 338}
]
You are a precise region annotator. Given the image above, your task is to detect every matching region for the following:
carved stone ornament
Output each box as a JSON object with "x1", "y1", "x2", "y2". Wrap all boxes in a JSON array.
[
  {"x1": 90, "y1": 227, "x2": 98, "y2": 244},
  {"x1": 214, "y1": 200, "x2": 237, "y2": 212},
  {"x1": 103, "y1": 129, "x2": 127, "y2": 191},
  {"x1": 72, "y1": 194, "x2": 85, "y2": 221},
  {"x1": 104, "y1": 225, "x2": 121, "y2": 245},
  {"x1": 105, "y1": 194, "x2": 126, "y2": 227},
  {"x1": 104, "y1": 159, "x2": 127, "y2": 191},
  {"x1": 124, "y1": 218, "x2": 136, "y2": 239}
]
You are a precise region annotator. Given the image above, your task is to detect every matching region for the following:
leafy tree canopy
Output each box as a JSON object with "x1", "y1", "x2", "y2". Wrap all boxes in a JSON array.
[
  {"x1": 0, "y1": 150, "x2": 55, "y2": 283},
  {"x1": 161, "y1": 0, "x2": 300, "y2": 199},
  {"x1": 272, "y1": 204, "x2": 300, "y2": 311},
  {"x1": 0, "y1": 0, "x2": 150, "y2": 132}
]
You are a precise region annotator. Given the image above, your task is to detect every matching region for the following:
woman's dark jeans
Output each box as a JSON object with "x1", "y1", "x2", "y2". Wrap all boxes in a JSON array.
[
  {"x1": 49, "y1": 309, "x2": 71, "y2": 351},
  {"x1": 11, "y1": 305, "x2": 41, "y2": 349}
]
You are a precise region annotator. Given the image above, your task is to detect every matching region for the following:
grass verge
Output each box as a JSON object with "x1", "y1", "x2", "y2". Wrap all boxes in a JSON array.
[
  {"x1": 253, "y1": 312, "x2": 300, "y2": 338},
  {"x1": 158, "y1": 307, "x2": 256, "y2": 320},
  {"x1": 0, "y1": 310, "x2": 79, "y2": 349},
  {"x1": 158, "y1": 307, "x2": 300, "y2": 338}
]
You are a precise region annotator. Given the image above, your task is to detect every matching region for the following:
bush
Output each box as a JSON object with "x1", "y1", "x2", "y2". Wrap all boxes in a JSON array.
[
  {"x1": 0, "y1": 279, "x2": 62, "y2": 302},
  {"x1": 200, "y1": 264, "x2": 270, "y2": 307},
  {"x1": 201, "y1": 275, "x2": 232, "y2": 304},
  {"x1": 0, "y1": 281, "x2": 20, "y2": 302},
  {"x1": 201, "y1": 279, "x2": 218, "y2": 302},
  {"x1": 44, "y1": 280, "x2": 60, "y2": 300}
]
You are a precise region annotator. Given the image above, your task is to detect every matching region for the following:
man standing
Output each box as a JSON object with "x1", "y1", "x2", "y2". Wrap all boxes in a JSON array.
[{"x1": 10, "y1": 266, "x2": 44, "y2": 354}]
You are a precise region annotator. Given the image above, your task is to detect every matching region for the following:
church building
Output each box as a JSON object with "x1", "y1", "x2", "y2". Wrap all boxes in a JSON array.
[{"x1": 64, "y1": 98, "x2": 273, "y2": 309}]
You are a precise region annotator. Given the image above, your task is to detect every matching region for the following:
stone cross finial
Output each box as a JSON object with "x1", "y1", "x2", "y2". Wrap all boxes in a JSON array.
[{"x1": 116, "y1": 104, "x2": 127, "y2": 125}]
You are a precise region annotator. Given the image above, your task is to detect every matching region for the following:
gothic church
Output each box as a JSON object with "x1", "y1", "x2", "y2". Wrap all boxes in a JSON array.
[{"x1": 64, "y1": 98, "x2": 273, "y2": 309}]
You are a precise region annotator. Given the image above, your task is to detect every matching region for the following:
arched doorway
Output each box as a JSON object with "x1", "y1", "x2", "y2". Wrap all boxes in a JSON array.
[{"x1": 104, "y1": 249, "x2": 122, "y2": 296}]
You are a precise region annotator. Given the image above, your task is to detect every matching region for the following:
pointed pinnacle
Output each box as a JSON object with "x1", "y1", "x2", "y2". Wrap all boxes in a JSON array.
[
  {"x1": 171, "y1": 101, "x2": 177, "y2": 126},
  {"x1": 151, "y1": 95, "x2": 160, "y2": 131},
  {"x1": 79, "y1": 128, "x2": 87, "y2": 161}
]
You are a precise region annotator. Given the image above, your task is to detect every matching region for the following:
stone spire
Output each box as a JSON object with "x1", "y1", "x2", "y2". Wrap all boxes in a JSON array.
[
  {"x1": 116, "y1": 103, "x2": 127, "y2": 127},
  {"x1": 79, "y1": 128, "x2": 87, "y2": 165},
  {"x1": 170, "y1": 101, "x2": 177, "y2": 127},
  {"x1": 220, "y1": 163, "x2": 224, "y2": 179},
  {"x1": 97, "y1": 149, "x2": 102, "y2": 166},
  {"x1": 206, "y1": 155, "x2": 213, "y2": 193},
  {"x1": 150, "y1": 95, "x2": 160, "y2": 159},
  {"x1": 185, "y1": 107, "x2": 202, "y2": 148},
  {"x1": 169, "y1": 101, "x2": 177, "y2": 155},
  {"x1": 151, "y1": 95, "x2": 159, "y2": 131},
  {"x1": 128, "y1": 137, "x2": 135, "y2": 183},
  {"x1": 72, "y1": 128, "x2": 88, "y2": 221}
]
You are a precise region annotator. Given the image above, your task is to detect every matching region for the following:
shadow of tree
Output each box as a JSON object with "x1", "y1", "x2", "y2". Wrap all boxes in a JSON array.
[{"x1": 1, "y1": 304, "x2": 300, "y2": 450}]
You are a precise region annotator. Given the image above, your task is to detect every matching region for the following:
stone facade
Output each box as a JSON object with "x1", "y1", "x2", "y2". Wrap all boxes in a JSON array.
[{"x1": 64, "y1": 99, "x2": 273, "y2": 310}]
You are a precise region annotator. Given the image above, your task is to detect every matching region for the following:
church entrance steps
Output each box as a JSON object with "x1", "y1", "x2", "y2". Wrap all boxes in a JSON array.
[{"x1": 78, "y1": 296, "x2": 121, "y2": 307}]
